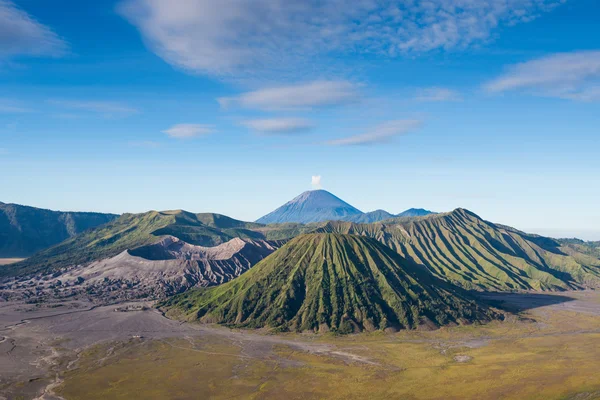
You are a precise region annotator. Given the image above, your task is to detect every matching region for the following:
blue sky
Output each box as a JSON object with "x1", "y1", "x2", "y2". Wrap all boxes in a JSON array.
[{"x1": 1, "y1": 0, "x2": 599, "y2": 239}]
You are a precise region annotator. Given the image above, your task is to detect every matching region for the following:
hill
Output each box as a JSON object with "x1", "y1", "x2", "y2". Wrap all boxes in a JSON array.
[
  {"x1": 397, "y1": 208, "x2": 435, "y2": 218},
  {"x1": 45, "y1": 236, "x2": 281, "y2": 301},
  {"x1": 256, "y1": 190, "x2": 363, "y2": 224},
  {"x1": 2, "y1": 210, "x2": 270, "y2": 278},
  {"x1": 348, "y1": 209, "x2": 395, "y2": 223},
  {"x1": 558, "y1": 239, "x2": 600, "y2": 258},
  {"x1": 315, "y1": 209, "x2": 600, "y2": 291},
  {"x1": 162, "y1": 233, "x2": 498, "y2": 333},
  {"x1": 0, "y1": 202, "x2": 117, "y2": 257}
]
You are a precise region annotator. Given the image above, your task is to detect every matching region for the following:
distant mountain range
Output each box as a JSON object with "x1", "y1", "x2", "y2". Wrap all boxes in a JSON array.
[
  {"x1": 0, "y1": 202, "x2": 117, "y2": 258},
  {"x1": 256, "y1": 189, "x2": 434, "y2": 224},
  {"x1": 3, "y1": 192, "x2": 600, "y2": 316},
  {"x1": 4, "y1": 204, "x2": 600, "y2": 296},
  {"x1": 0, "y1": 193, "x2": 432, "y2": 259},
  {"x1": 3, "y1": 194, "x2": 599, "y2": 334}
]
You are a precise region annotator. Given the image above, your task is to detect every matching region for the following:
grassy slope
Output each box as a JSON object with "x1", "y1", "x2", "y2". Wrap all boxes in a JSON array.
[
  {"x1": 6, "y1": 205, "x2": 598, "y2": 292},
  {"x1": 559, "y1": 239, "x2": 600, "y2": 258},
  {"x1": 0, "y1": 202, "x2": 117, "y2": 257},
  {"x1": 315, "y1": 209, "x2": 600, "y2": 291},
  {"x1": 163, "y1": 233, "x2": 496, "y2": 332},
  {"x1": 2, "y1": 210, "x2": 266, "y2": 278}
]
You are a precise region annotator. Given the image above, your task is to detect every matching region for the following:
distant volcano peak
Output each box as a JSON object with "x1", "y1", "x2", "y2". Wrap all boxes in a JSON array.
[
  {"x1": 256, "y1": 190, "x2": 362, "y2": 224},
  {"x1": 256, "y1": 189, "x2": 435, "y2": 225}
]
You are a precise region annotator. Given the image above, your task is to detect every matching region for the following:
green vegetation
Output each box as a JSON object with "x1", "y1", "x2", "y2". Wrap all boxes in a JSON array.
[
  {"x1": 0, "y1": 201, "x2": 117, "y2": 257},
  {"x1": 162, "y1": 233, "x2": 497, "y2": 332},
  {"x1": 315, "y1": 209, "x2": 600, "y2": 291},
  {"x1": 2, "y1": 210, "x2": 265, "y2": 278},
  {"x1": 6, "y1": 206, "x2": 600, "y2": 294},
  {"x1": 253, "y1": 222, "x2": 320, "y2": 240},
  {"x1": 559, "y1": 239, "x2": 600, "y2": 258}
]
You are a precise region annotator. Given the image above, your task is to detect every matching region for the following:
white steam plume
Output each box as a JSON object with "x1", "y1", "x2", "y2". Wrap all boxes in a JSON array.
[{"x1": 311, "y1": 175, "x2": 322, "y2": 189}]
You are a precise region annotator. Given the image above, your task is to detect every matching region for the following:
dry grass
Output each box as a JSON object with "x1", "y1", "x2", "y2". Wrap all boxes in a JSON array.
[{"x1": 57, "y1": 294, "x2": 600, "y2": 400}]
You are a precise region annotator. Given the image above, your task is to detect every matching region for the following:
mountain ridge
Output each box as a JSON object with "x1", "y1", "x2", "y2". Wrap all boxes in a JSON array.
[
  {"x1": 4, "y1": 205, "x2": 600, "y2": 295},
  {"x1": 315, "y1": 208, "x2": 600, "y2": 291},
  {"x1": 256, "y1": 190, "x2": 434, "y2": 224},
  {"x1": 162, "y1": 233, "x2": 498, "y2": 333},
  {"x1": 1, "y1": 210, "x2": 266, "y2": 278},
  {"x1": 0, "y1": 202, "x2": 118, "y2": 257}
]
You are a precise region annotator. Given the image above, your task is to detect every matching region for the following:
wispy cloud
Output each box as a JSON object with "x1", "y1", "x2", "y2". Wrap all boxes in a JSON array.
[
  {"x1": 118, "y1": 0, "x2": 563, "y2": 77},
  {"x1": 0, "y1": 99, "x2": 32, "y2": 113},
  {"x1": 128, "y1": 140, "x2": 162, "y2": 148},
  {"x1": 48, "y1": 99, "x2": 139, "y2": 115},
  {"x1": 485, "y1": 51, "x2": 600, "y2": 101},
  {"x1": 218, "y1": 81, "x2": 361, "y2": 111},
  {"x1": 162, "y1": 124, "x2": 215, "y2": 139},
  {"x1": 327, "y1": 119, "x2": 422, "y2": 146},
  {"x1": 0, "y1": 0, "x2": 67, "y2": 60},
  {"x1": 415, "y1": 87, "x2": 462, "y2": 102},
  {"x1": 51, "y1": 113, "x2": 83, "y2": 120},
  {"x1": 241, "y1": 118, "x2": 314, "y2": 134}
]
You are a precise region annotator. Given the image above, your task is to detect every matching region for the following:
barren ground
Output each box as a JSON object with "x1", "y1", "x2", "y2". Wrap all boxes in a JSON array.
[{"x1": 1, "y1": 291, "x2": 600, "y2": 399}]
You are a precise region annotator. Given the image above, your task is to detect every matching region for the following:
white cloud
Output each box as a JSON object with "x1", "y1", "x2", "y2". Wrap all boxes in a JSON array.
[
  {"x1": 241, "y1": 118, "x2": 314, "y2": 134},
  {"x1": 485, "y1": 51, "x2": 600, "y2": 101},
  {"x1": 218, "y1": 81, "x2": 361, "y2": 111},
  {"x1": 327, "y1": 119, "x2": 422, "y2": 146},
  {"x1": 118, "y1": 0, "x2": 564, "y2": 77},
  {"x1": 415, "y1": 87, "x2": 462, "y2": 102},
  {"x1": 162, "y1": 124, "x2": 215, "y2": 139},
  {"x1": 311, "y1": 175, "x2": 322, "y2": 189},
  {"x1": 0, "y1": 0, "x2": 67, "y2": 59},
  {"x1": 48, "y1": 100, "x2": 139, "y2": 115}
]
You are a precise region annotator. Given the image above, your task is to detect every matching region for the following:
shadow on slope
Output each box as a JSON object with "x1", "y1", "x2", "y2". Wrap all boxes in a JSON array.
[{"x1": 475, "y1": 292, "x2": 577, "y2": 313}]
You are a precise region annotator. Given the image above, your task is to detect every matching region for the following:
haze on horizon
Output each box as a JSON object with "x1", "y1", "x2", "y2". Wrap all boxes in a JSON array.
[{"x1": 0, "y1": 0, "x2": 599, "y2": 240}]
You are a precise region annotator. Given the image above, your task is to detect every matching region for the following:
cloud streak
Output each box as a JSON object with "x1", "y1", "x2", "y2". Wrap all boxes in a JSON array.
[
  {"x1": 485, "y1": 51, "x2": 600, "y2": 101},
  {"x1": 48, "y1": 99, "x2": 139, "y2": 115},
  {"x1": 327, "y1": 119, "x2": 422, "y2": 146},
  {"x1": 415, "y1": 87, "x2": 462, "y2": 102},
  {"x1": 241, "y1": 118, "x2": 314, "y2": 134},
  {"x1": 0, "y1": 99, "x2": 32, "y2": 113},
  {"x1": 162, "y1": 124, "x2": 215, "y2": 139},
  {"x1": 128, "y1": 140, "x2": 162, "y2": 148},
  {"x1": 118, "y1": 0, "x2": 564, "y2": 77},
  {"x1": 219, "y1": 81, "x2": 361, "y2": 111},
  {"x1": 0, "y1": 0, "x2": 67, "y2": 59}
]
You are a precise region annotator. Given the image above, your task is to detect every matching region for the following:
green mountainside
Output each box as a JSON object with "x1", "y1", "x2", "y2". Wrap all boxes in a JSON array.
[
  {"x1": 0, "y1": 202, "x2": 117, "y2": 257},
  {"x1": 558, "y1": 239, "x2": 600, "y2": 259},
  {"x1": 162, "y1": 233, "x2": 498, "y2": 333},
  {"x1": 5, "y1": 204, "x2": 599, "y2": 294},
  {"x1": 315, "y1": 209, "x2": 600, "y2": 291},
  {"x1": 2, "y1": 210, "x2": 266, "y2": 278}
]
